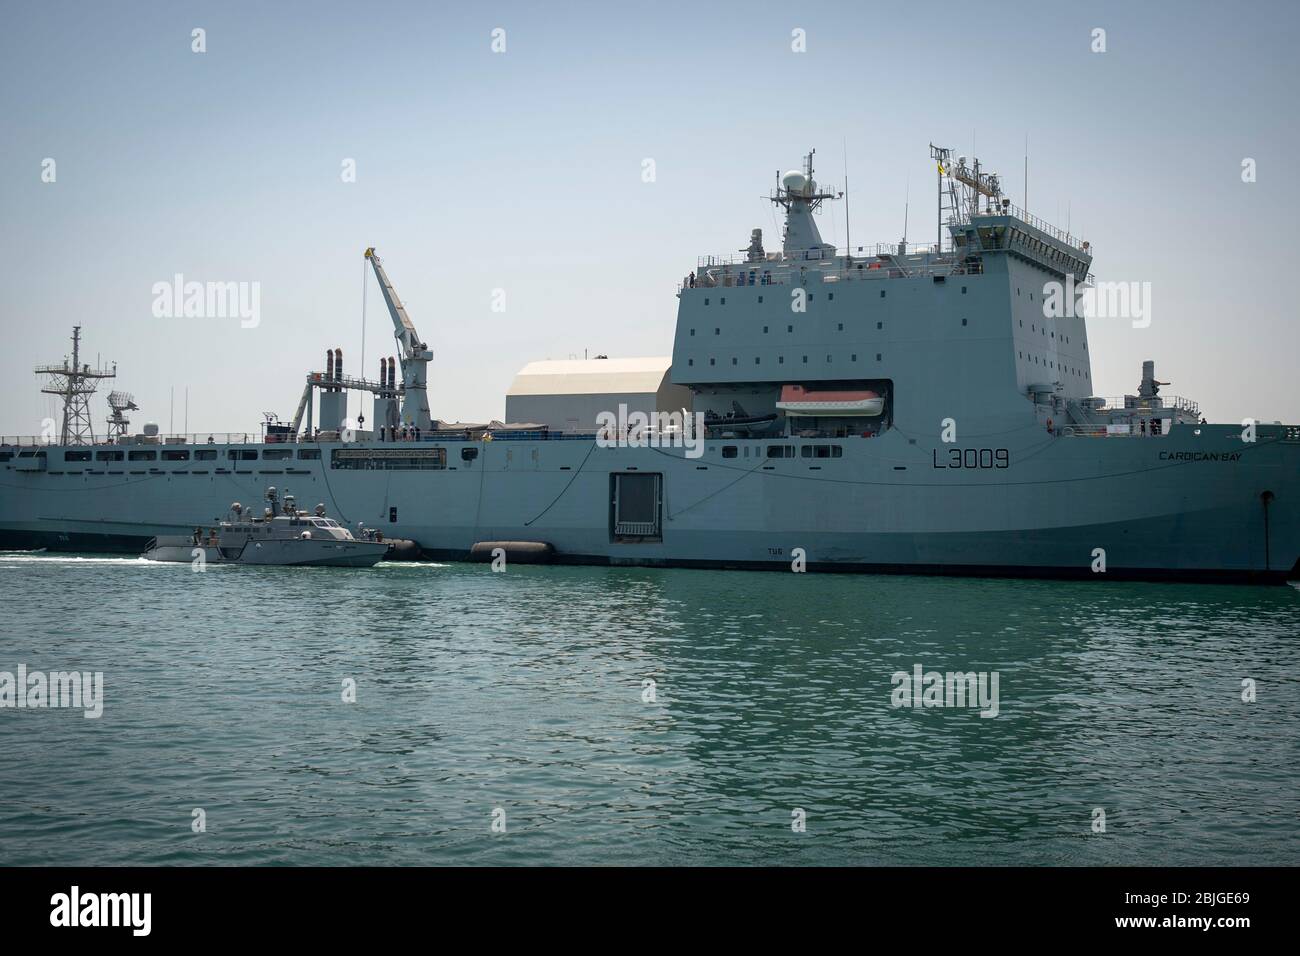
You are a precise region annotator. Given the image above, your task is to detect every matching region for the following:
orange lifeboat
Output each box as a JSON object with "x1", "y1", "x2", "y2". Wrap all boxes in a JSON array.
[{"x1": 776, "y1": 384, "x2": 884, "y2": 417}]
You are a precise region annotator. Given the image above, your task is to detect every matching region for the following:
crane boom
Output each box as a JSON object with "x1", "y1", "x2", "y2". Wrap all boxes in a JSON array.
[
  {"x1": 365, "y1": 247, "x2": 420, "y2": 359},
  {"x1": 363, "y1": 248, "x2": 432, "y2": 430}
]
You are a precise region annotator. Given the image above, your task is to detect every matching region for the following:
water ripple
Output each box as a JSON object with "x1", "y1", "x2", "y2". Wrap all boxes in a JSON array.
[{"x1": 0, "y1": 555, "x2": 1297, "y2": 864}]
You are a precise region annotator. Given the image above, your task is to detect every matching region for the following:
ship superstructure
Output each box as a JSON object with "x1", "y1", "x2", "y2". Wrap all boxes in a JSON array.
[{"x1": 2, "y1": 146, "x2": 1297, "y2": 582}]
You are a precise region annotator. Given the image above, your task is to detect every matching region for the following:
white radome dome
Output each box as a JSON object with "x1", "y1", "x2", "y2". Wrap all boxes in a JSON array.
[{"x1": 782, "y1": 170, "x2": 807, "y2": 192}]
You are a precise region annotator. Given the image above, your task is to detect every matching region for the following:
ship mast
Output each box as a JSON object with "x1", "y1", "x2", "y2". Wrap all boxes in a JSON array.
[
  {"x1": 768, "y1": 150, "x2": 842, "y2": 258},
  {"x1": 35, "y1": 326, "x2": 116, "y2": 445},
  {"x1": 929, "y1": 144, "x2": 1005, "y2": 253}
]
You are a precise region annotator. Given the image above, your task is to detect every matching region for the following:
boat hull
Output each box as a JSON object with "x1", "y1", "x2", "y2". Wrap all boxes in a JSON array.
[
  {"x1": 4, "y1": 422, "x2": 1298, "y2": 583},
  {"x1": 140, "y1": 535, "x2": 387, "y2": 567}
]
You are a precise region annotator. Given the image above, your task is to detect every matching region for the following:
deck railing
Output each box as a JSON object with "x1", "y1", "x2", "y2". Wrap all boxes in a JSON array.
[
  {"x1": 1096, "y1": 395, "x2": 1200, "y2": 417},
  {"x1": 1061, "y1": 424, "x2": 1170, "y2": 438},
  {"x1": 1, "y1": 432, "x2": 284, "y2": 448},
  {"x1": 1, "y1": 429, "x2": 604, "y2": 449}
]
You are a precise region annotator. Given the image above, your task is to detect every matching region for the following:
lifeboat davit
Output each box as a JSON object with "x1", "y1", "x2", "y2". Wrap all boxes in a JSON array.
[{"x1": 776, "y1": 384, "x2": 884, "y2": 417}]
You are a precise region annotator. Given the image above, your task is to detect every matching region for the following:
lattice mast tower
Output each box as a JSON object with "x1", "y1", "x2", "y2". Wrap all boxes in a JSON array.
[{"x1": 35, "y1": 326, "x2": 117, "y2": 445}]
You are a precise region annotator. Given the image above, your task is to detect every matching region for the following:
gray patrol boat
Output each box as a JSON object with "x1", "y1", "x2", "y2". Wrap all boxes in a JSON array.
[
  {"x1": 2, "y1": 146, "x2": 1297, "y2": 583},
  {"x1": 142, "y1": 487, "x2": 388, "y2": 567}
]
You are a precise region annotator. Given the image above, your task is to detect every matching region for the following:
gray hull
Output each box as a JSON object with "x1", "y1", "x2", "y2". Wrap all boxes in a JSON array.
[
  {"x1": 4, "y1": 422, "x2": 1297, "y2": 583},
  {"x1": 140, "y1": 535, "x2": 387, "y2": 567}
]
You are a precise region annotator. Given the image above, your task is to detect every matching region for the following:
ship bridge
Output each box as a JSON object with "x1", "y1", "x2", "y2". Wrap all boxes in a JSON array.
[{"x1": 670, "y1": 146, "x2": 1104, "y2": 434}]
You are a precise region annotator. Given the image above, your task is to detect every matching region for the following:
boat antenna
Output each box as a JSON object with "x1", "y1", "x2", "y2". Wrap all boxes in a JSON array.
[
  {"x1": 902, "y1": 178, "x2": 910, "y2": 253},
  {"x1": 1024, "y1": 133, "x2": 1029, "y2": 210},
  {"x1": 842, "y1": 138, "x2": 851, "y2": 261}
]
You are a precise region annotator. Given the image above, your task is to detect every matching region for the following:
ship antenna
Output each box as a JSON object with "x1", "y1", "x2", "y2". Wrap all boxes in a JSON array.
[
  {"x1": 1023, "y1": 132, "x2": 1029, "y2": 210},
  {"x1": 842, "y1": 138, "x2": 851, "y2": 262},
  {"x1": 902, "y1": 177, "x2": 910, "y2": 252}
]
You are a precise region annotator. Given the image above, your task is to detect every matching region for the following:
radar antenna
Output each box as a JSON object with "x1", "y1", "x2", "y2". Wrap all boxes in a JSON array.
[
  {"x1": 35, "y1": 326, "x2": 116, "y2": 445},
  {"x1": 106, "y1": 390, "x2": 138, "y2": 441},
  {"x1": 766, "y1": 150, "x2": 842, "y2": 258}
]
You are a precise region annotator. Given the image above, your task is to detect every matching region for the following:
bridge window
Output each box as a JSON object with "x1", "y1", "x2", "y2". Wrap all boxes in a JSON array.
[
  {"x1": 162, "y1": 450, "x2": 190, "y2": 461},
  {"x1": 195, "y1": 449, "x2": 218, "y2": 460},
  {"x1": 128, "y1": 450, "x2": 156, "y2": 461}
]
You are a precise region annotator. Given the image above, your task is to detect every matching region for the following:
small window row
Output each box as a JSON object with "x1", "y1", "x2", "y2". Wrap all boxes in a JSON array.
[
  {"x1": 71, "y1": 447, "x2": 325, "y2": 463},
  {"x1": 721, "y1": 444, "x2": 843, "y2": 459},
  {"x1": 689, "y1": 353, "x2": 879, "y2": 368}
]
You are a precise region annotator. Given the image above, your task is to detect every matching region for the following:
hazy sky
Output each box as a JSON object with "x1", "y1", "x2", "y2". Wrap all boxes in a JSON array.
[{"x1": 1, "y1": 0, "x2": 1296, "y2": 436}]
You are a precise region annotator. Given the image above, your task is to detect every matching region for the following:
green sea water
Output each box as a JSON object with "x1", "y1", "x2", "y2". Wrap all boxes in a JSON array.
[{"x1": 0, "y1": 552, "x2": 1296, "y2": 865}]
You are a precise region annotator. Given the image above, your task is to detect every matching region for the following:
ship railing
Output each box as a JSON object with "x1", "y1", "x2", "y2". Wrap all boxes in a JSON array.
[
  {"x1": 695, "y1": 243, "x2": 943, "y2": 270},
  {"x1": 953, "y1": 204, "x2": 1084, "y2": 249},
  {"x1": 681, "y1": 251, "x2": 968, "y2": 292},
  {"x1": 1095, "y1": 395, "x2": 1200, "y2": 417},
  {"x1": 0, "y1": 431, "x2": 296, "y2": 448},
  {"x1": 1062, "y1": 424, "x2": 1167, "y2": 438},
  {"x1": 0, "y1": 430, "x2": 614, "y2": 448}
]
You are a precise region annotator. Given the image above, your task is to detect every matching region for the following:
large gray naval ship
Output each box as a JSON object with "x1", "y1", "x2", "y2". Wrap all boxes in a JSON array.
[{"x1": 3, "y1": 147, "x2": 1298, "y2": 582}]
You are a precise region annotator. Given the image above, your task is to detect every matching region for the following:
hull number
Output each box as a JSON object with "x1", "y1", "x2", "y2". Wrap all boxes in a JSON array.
[{"x1": 932, "y1": 448, "x2": 1009, "y2": 469}]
